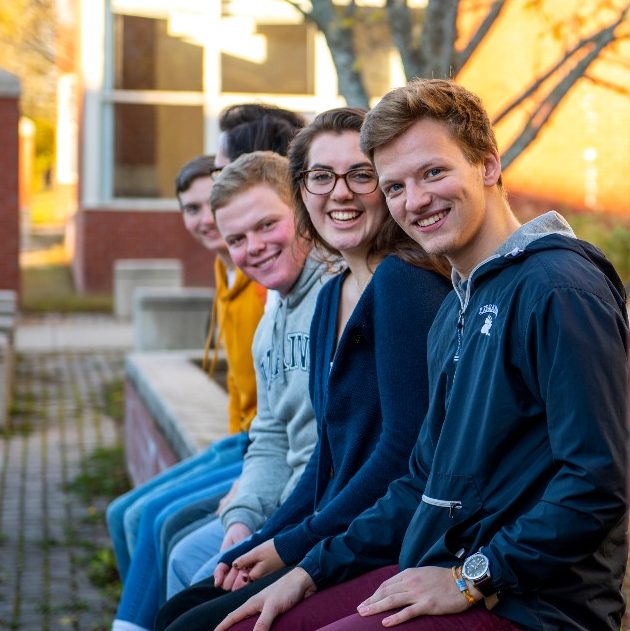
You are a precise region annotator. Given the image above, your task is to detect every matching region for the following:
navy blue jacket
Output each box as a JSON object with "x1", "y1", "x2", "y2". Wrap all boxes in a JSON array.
[
  {"x1": 300, "y1": 217, "x2": 628, "y2": 631},
  {"x1": 220, "y1": 255, "x2": 451, "y2": 568}
]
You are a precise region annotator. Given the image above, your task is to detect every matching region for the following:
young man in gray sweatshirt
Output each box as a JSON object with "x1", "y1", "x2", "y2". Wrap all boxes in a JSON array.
[{"x1": 165, "y1": 150, "x2": 330, "y2": 597}]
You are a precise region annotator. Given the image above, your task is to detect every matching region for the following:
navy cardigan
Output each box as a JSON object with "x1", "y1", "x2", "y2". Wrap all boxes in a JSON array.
[{"x1": 220, "y1": 255, "x2": 451, "y2": 567}]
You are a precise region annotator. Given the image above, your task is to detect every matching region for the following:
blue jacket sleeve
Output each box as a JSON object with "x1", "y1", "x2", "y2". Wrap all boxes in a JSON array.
[
  {"x1": 299, "y1": 453, "x2": 425, "y2": 587},
  {"x1": 484, "y1": 287, "x2": 628, "y2": 594},
  {"x1": 274, "y1": 261, "x2": 450, "y2": 565}
]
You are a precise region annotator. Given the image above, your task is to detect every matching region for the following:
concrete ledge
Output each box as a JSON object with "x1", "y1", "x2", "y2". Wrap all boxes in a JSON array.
[
  {"x1": 124, "y1": 351, "x2": 229, "y2": 485},
  {"x1": 132, "y1": 287, "x2": 214, "y2": 351},
  {"x1": 114, "y1": 258, "x2": 183, "y2": 319}
]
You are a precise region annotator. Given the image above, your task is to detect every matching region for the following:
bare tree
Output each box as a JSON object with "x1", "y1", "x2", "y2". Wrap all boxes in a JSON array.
[
  {"x1": 287, "y1": 0, "x2": 630, "y2": 170},
  {"x1": 286, "y1": 0, "x2": 370, "y2": 107}
]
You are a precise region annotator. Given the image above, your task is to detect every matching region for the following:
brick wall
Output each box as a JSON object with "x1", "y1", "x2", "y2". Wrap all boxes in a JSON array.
[
  {"x1": 0, "y1": 72, "x2": 21, "y2": 298},
  {"x1": 124, "y1": 379, "x2": 179, "y2": 486},
  {"x1": 72, "y1": 207, "x2": 215, "y2": 293}
]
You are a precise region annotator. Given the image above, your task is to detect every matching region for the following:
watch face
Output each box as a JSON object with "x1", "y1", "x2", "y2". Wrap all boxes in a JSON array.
[{"x1": 463, "y1": 553, "x2": 489, "y2": 580}]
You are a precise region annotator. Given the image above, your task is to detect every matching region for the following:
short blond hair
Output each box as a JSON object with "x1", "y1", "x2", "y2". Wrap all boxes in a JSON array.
[
  {"x1": 211, "y1": 151, "x2": 292, "y2": 213},
  {"x1": 361, "y1": 78, "x2": 502, "y2": 187}
]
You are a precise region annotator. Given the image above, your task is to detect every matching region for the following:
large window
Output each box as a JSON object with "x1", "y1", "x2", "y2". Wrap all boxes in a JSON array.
[
  {"x1": 100, "y1": 1, "x2": 319, "y2": 202},
  {"x1": 222, "y1": 23, "x2": 315, "y2": 95},
  {"x1": 107, "y1": 10, "x2": 205, "y2": 199},
  {"x1": 113, "y1": 14, "x2": 203, "y2": 91},
  {"x1": 113, "y1": 103, "x2": 203, "y2": 198}
]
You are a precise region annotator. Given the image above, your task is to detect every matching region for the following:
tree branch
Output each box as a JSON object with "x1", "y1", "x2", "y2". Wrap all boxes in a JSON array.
[
  {"x1": 386, "y1": 0, "x2": 423, "y2": 79},
  {"x1": 583, "y1": 72, "x2": 630, "y2": 97},
  {"x1": 454, "y1": 0, "x2": 507, "y2": 73},
  {"x1": 500, "y1": 20, "x2": 621, "y2": 170},
  {"x1": 308, "y1": 0, "x2": 370, "y2": 107},
  {"x1": 282, "y1": 0, "x2": 310, "y2": 20},
  {"x1": 493, "y1": 3, "x2": 629, "y2": 126}
]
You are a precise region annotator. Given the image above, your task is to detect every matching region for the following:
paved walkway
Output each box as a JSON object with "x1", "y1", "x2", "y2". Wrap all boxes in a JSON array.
[{"x1": 0, "y1": 315, "x2": 131, "y2": 631}]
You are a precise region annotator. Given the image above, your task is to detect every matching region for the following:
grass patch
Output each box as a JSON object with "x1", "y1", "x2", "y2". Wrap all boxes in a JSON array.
[
  {"x1": 66, "y1": 408, "x2": 130, "y2": 608},
  {"x1": 65, "y1": 445, "x2": 130, "y2": 503},
  {"x1": 85, "y1": 546, "x2": 122, "y2": 601},
  {"x1": 102, "y1": 379, "x2": 124, "y2": 425},
  {"x1": 21, "y1": 264, "x2": 112, "y2": 313},
  {"x1": 1, "y1": 386, "x2": 37, "y2": 437}
]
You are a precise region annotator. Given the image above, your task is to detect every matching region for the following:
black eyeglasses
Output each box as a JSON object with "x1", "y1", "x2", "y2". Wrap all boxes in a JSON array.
[
  {"x1": 301, "y1": 168, "x2": 379, "y2": 195},
  {"x1": 209, "y1": 167, "x2": 224, "y2": 181}
]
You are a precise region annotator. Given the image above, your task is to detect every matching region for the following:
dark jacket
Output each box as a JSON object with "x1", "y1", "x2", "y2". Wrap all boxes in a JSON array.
[
  {"x1": 220, "y1": 255, "x2": 451, "y2": 567},
  {"x1": 300, "y1": 213, "x2": 629, "y2": 631}
]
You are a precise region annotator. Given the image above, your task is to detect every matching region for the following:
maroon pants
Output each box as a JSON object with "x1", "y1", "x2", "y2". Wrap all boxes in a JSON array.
[{"x1": 228, "y1": 565, "x2": 524, "y2": 631}]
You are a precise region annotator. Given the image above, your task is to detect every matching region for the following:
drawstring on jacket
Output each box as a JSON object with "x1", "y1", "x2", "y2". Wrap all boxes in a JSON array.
[{"x1": 269, "y1": 297, "x2": 289, "y2": 387}]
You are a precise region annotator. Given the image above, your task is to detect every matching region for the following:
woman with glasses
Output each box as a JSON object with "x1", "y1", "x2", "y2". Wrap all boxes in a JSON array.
[{"x1": 155, "y1": 108, "x2": 452, "y2": 631}]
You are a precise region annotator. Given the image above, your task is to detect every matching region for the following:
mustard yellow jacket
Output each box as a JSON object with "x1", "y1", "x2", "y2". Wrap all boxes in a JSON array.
[{"x1": 204, "y1": 257, "x2": 266, "y2": 434}]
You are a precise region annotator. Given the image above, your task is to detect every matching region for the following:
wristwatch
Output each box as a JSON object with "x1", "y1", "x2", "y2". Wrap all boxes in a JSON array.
[{"x1": 461, "y1": 552, "x2": 495, "y2": 597}]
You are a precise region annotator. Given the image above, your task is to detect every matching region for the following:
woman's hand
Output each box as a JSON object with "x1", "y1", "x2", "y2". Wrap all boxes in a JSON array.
[
  {"x1": 228, "y1": 540, "x2": 285, "y2": 589},
  {"x1": 357, "y1": 566, "x2": 478, "y2": 627},
  {"x1": 215, "y1": 567, "x2": 317, "y2": 631}
]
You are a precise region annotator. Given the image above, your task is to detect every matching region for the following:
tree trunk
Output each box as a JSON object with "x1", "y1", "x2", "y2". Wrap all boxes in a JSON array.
[
  {"x1": 416, "y1": 0, "x2": 459, "y2": 77},
  {"x1": 310, "y1": 0, "x2": 370, "y2": 108}
]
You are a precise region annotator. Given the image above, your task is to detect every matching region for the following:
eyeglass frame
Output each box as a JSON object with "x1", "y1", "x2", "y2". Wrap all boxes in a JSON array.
[
  {"x1": 300, "y1": 168, "x2": 379, "y2": 196},
  {"x1": 209, "y1": 166, "x2": 224, "y2": 181}
]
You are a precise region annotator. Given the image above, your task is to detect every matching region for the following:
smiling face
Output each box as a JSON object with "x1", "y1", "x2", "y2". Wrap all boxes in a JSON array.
[
  {"x1": 375, "y1": 118, "x2": 503, "y2": 277},
  {"x1": 179, "y1": 175, "x2": 227, "y2": 253},
  {"x1": 300, "y1": 131, "x2": 388, "y2": 261},
  {"x1": 215, "y1": 184, "x2": 308, "y2": 296}
]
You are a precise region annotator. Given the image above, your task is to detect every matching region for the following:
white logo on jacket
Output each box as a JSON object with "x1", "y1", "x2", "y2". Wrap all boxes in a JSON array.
[{"x1": 479, "y1": 304, "x2": 498, "y2": 337}]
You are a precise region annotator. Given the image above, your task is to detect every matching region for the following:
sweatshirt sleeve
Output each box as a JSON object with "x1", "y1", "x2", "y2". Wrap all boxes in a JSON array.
[
  {"x1": 484, "y1": 287, "x2": 628, "y2": 594},
  {"x1": 220, "y1": 365, "x2": 294, "y2": 533},
  {"x1": 273, "y1": 261, "x2": 450, "y2": 565}
]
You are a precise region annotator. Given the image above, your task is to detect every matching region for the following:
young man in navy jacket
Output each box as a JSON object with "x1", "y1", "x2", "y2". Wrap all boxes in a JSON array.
[{"x1": 213, "y1": 79, "x2": 628, "y2": 631}]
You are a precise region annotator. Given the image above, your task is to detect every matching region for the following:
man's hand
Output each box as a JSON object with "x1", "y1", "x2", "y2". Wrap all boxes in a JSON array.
[
  {"x1": 217, "y1": 480, "x2": 240, "y2": 516},
  {"x1": 228, "y1": 540, "x2": 285, "y2": 589},
  {"x1": 215, "y1": 567, "x2": 317, "y2": 631},
  {"x1": 356, "y1": 566, "x2": 478, "y2": 627},
  {"x1": 220, "y1": 522, "x2": 252, "y2": 551}
]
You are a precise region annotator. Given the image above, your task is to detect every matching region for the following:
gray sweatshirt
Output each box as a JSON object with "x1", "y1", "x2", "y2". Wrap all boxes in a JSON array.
[{"x1": 221, "y1": 256, "x2": 330, "y2": 532}]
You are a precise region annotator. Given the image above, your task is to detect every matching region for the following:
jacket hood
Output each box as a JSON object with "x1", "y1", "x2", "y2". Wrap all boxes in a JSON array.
[{"x1": 454, "y1": 211, "x2": 627, "y2": 316}]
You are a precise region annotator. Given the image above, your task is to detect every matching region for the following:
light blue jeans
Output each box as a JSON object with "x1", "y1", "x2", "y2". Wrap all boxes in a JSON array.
[
  {"x1": 166, "y1": 519, "x2": 253, "y2": 598},
  {"x1": 115, "y1": 461, "x2": 243, "y2": 629},
  {"x1": 106, "y1": 433, "x2": 247, "y2": 581}
]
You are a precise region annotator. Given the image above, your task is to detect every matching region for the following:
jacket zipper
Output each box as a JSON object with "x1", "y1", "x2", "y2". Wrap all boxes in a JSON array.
[
  {"x1": 454, "y1": 310, "x2": 464, "y2": 363},
  {"x1": 421, "y1": 494, "x2": 463, "y2": 518}
]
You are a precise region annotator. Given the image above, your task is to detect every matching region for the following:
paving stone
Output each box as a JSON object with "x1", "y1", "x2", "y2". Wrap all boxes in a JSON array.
[{"x1": 1, "y1": 315, "x2": 126, "y2": 629}]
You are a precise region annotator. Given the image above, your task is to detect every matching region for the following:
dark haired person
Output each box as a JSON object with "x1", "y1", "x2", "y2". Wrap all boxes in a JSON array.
[{"x1": 207, "y1": 80, "x2": 628, "y2": 631}]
